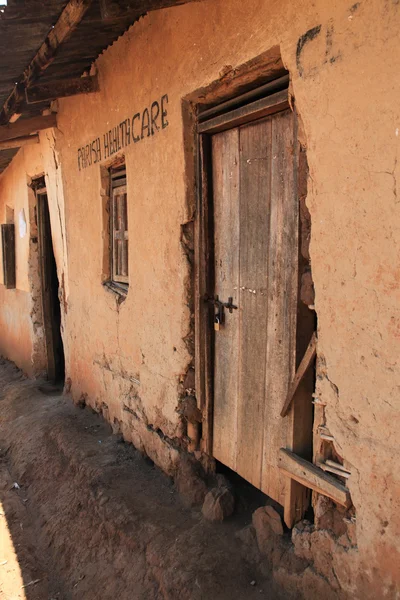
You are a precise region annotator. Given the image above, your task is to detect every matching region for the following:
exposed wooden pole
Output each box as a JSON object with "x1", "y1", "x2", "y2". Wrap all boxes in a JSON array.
[
  {"x1": 0, "y1": 0, "x2": 94, "y2": 124},
  {"x1": 0, "y1": 115, "x2": 57, "y2": 143},
  {"x1": 0, "y1": 135, "x2": 40, "y2": 150},
  {"x1": 26, "y1": 75, "x2": 99, "y2": 105},
  {"x1": 280, "y1": 332, "x2": 317, "y2": 417},
  {"x1": 279, "y1": 449, "x2": 352, "y2": 510}
]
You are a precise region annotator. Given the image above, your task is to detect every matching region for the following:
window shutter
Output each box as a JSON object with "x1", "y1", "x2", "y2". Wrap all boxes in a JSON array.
[
  {"x1": 112, "y1": 184, "x2": 128, "y2": 284},
  {"x1": 1, "y1": 223, "x2": 16, "y2": 289}
]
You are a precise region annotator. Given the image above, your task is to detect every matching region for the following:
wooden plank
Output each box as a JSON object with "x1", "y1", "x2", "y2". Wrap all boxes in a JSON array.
[
  {"x1": 0, "y1": 115, "x2": 57, "y2": 143},
  {"x1": 199, "y1": 75, "x2": 289, "y2": 122},
  {"x1": 318, "y1": 462, "x2": 351, "y2": 478},
  {"x1": 212, "y1": 128, "x2": 240, "y2": 469},
  {"x1": 281, "y1": 331, "x2": 317, "y2": 417},
  {"x1": 261, "y1": 109, "x2": 298, "y2": 506},
  {"x1": 198, "y1": 89, "x2": 289, "y2": 135},
  {"x1": 0, "y1": 135, "x2": 39, "y2": 150},
  {"x1": 25, "y1": 75, "x2": 99, "y2": 105},
  {"x1": 279, "y1": 448, "x2": 352, "y2": 508},
  {"x1": 235, "y1": 119, "x2": 271, "y2": 488},
  {"x1": 1, "y1": 224, "x2": 16, "y2": 289}
]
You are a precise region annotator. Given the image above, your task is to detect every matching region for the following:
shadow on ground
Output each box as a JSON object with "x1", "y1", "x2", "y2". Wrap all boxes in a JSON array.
[{"x1": 0, "y1": 359, "x2": 288, "y2": 600}]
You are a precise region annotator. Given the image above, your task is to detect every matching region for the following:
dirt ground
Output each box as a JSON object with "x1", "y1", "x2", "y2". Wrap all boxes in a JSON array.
[{"x1": 0, "y1": 359, "x2": 292, "y2": 600}]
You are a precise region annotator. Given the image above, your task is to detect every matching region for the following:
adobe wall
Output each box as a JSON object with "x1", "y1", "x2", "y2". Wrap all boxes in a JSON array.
[
  {"x1": 0, "y1": 0, "x2": 399, "y2": 596},
  {"x1": 0, "y1": 133, "x2": 67, "y2": 376},
  {"x1": 0, "y1": 146, "x2": 43, "y2": 376}
]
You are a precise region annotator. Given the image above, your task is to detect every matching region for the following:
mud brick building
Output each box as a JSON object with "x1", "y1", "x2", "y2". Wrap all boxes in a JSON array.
[{"x1": 0, "y1": 0, "x2": 399, "y2": 597}]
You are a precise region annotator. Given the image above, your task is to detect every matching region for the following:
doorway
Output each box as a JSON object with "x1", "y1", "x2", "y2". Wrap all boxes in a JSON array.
[
  {"x1": 36, "y1": 184, "x2": 65, "y2": 384},
  {"x1": 196, "y1": 82, "x2": 314, "y2": 522}
]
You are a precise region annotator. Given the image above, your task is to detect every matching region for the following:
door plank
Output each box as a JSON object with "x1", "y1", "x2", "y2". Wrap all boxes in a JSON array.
[
  {"x1": 279, "y1": 449, "x2": 352, "y2": 508},
  {"x1": 261, "y1": 110, "x2": 298, "y2": 505},
  {"x1": 212, "y1": 129, "x2": 240, "y2": 469},
  {"x1": 236, "y1": 119, "x2": 272, "y2": 487}
]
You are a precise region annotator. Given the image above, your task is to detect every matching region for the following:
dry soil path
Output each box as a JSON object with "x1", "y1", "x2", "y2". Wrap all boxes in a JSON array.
[{"x1": 0, "y1": 360, "x2": 287, "y2": 600}]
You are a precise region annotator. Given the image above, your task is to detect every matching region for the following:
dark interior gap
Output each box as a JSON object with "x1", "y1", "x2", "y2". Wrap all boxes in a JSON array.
[{"x1": 37, "y1": 190, "x2": 65, "y2": 384}]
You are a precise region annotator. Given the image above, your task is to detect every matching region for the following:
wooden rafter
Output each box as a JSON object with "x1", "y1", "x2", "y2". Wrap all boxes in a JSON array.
[
  {"x1": 0, "y1": 0, "x2": 94, "y2": 124},
  {"x1": 26, "y1": 76, "x2": 99, "y2": 105},
  {"x1": 0, "y1": 115, "x2": 57, "y2": 143},
  {"x1": 0, "y1": 135, "x2": 39, "y2": 150}
]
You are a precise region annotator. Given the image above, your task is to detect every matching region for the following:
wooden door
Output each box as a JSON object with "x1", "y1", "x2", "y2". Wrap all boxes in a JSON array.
[{"x1": 211, "y1": 109, "x2": 298, "y2": 506}]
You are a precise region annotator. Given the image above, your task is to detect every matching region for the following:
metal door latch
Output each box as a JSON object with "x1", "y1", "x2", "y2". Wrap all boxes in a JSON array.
[{"x1": 203, "y1": 294, "x2": 238, "y2": 330}]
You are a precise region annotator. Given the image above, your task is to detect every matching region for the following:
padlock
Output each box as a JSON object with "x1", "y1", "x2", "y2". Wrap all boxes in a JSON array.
[{"x1": 214, "y1": 316, "x2": 221, "y2": 331}]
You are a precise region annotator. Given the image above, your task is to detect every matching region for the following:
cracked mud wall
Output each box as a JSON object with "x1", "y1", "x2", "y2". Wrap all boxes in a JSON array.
[
  {"x1": 0, "y1": 0, "x2": 399, "y2": 595},
  {"x1": 0, "y1": 146, "x2": 45, "y2": 375}
]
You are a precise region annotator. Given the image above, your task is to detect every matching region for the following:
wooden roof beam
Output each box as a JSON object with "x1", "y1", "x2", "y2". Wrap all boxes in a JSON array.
[
  {"x1": 0, "y1": 114, "x2": 57, "y2": 143},
  {"x1": 0, "y1": 135, "x2": 40, "y2": 151},
  {"x1": 0, "y1": 0, "x2": 94, "y2": 124},
  {"x1": 26, "y1": 75, "x2": 99, "y2": 105}
]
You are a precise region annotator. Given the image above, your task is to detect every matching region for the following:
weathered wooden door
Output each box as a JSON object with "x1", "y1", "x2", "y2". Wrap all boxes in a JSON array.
[{"x1": 210, "y1": 108, "x2": 299, "y2": 506}]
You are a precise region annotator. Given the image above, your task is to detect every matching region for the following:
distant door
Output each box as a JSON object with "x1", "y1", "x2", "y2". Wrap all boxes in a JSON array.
[
  {"x1": 37, "y1": 191, "x2": 65, "y2": 383},
  {"x1": 210, "y1": 109, "x2": 299, "y2": 505}
]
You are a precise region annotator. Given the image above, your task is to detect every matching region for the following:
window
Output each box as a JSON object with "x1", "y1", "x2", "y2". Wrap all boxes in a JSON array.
[
  {"x1": 110, "y1": 166, "x2": 128, "y2": 289},
  {"x1": 1, "y1": 223, "x2": 16, "y2": 289}
]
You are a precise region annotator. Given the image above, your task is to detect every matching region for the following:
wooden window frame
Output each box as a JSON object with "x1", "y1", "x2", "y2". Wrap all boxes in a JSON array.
[{"x1": 109, "y1": 167, "x2": 129, "y2": 289}]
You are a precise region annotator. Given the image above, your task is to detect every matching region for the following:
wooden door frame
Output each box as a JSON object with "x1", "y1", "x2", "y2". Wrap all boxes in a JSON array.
[{"x1": 194, "y1": 89, "x2": 291, "y2": 458}]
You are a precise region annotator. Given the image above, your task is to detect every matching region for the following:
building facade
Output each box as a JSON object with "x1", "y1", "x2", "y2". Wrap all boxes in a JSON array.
[{"x1": 0, "y1": 0, "x2": 399, "y2": 597}]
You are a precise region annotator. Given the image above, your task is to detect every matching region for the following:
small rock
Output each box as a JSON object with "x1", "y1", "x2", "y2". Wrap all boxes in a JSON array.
[
  {"x1": 264, "y1": 505, "x2": 284, "y2": 535},
  {"x1": 202, "y1": 486, "x2": 234, "y2": 522},
  {"x1": 250, "y1": 580, "x2": 256, "y2": 586},
  {"x1": 175, "y1": 456, "x2": 207, "y2": 508},
  {"x1": 252, "y1": 505, "x2": 283, "y2": 555}
]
